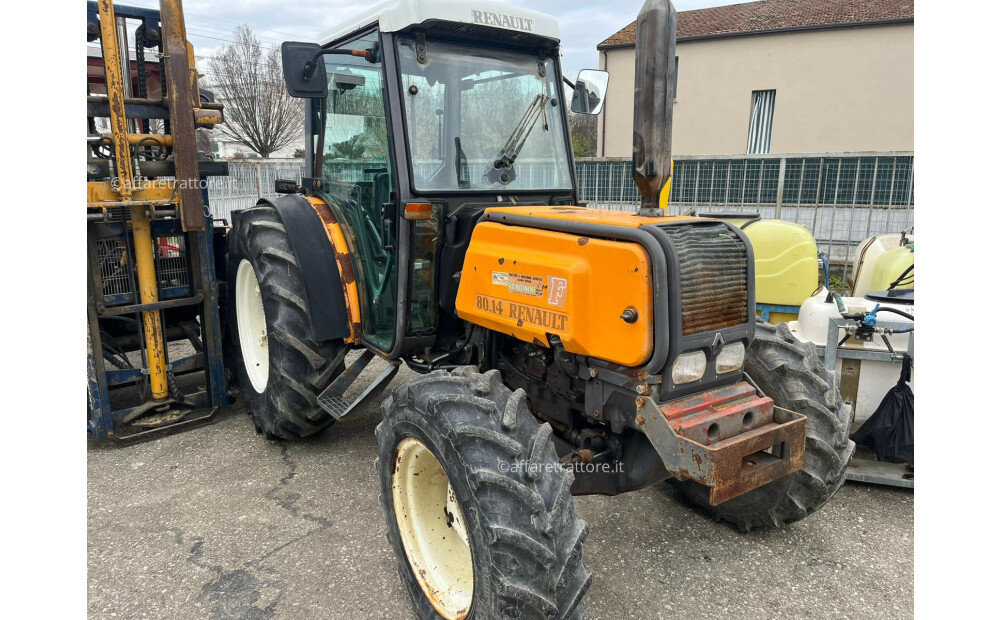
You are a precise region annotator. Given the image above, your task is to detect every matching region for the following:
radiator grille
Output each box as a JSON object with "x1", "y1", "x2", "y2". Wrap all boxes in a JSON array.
[{"x1": 661, "y1": 223, "x2": 749, "y2": 335}]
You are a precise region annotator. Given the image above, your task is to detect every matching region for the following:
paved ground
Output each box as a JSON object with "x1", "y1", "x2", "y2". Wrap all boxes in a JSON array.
[{"x1": 88, "y1": 366, "x2": 913, "y2": 620}]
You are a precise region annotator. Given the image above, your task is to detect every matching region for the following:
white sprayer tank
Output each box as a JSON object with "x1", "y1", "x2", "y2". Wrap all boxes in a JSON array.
[{"x1": 788, "y1": 291, "x2": 914, "y2": 425}]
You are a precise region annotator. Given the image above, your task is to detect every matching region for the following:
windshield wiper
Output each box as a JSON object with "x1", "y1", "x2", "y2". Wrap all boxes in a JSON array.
[{"x1": 485, "y1": 93, "x2": 550, "y2": 185}]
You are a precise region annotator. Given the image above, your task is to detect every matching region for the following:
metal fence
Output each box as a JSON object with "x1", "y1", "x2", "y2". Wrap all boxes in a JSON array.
[
  {"x1": 206, "y1": 160, "x2": 305, "y2": 221},
  {"x1": 207, "y1": 153, "x2": 915, "y2": 267},
  {"x1": 577, "y1": 153, "x2": 915, "y2": 265}
]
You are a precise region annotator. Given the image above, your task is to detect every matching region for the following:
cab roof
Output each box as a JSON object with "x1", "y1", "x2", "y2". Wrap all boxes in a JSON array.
[{"x1": 316, "y1": 0, "x2": 561, "y2": 47}]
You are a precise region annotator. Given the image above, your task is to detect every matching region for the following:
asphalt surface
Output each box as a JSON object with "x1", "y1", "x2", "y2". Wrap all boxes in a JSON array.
[{"x1": 88, "y1": 364, "x2": 913, "y2": 620}]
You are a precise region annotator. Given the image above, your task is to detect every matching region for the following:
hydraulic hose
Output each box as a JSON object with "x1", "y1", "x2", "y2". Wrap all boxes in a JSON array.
[
  {"x1": 873, "y1": 306, "x2": 915, "y2": 321},
  {"x1": 102, "y1": 347, "x2": 131, "y2": 370},
  {"x1": 887, "y1": 264, "x2": 914, "y2": 290},
  {"x1": 830, "y1": 291, "x2": 846, "y2": 314},
  {"x1": 167, "y1": 370, "x2": 185, "y2": 402},
  {"x1": 405, "y1": 358, "x2": 463, "y2": 373}
]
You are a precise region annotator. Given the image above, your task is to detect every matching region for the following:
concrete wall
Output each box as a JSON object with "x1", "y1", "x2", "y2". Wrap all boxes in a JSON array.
[{"x1": 597, "y1": 23, "x2": 913, "y2": 157}]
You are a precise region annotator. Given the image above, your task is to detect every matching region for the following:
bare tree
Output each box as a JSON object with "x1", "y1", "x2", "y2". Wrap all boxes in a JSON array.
[
  {"x1": 195, "y1": 128, "x2": 218, "y2": 156},
  {"x1": 207, "y1": 25, "x2": 301, "y2": 158}
]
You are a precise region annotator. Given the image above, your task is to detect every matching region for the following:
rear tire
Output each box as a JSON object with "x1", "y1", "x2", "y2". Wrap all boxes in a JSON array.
[
  {"x1": 673, "y1": 321, "x2": 855, "y2": 531},
  {"x1": 227, "y1": 203, "x2": 346, "y2": 440},
  {"x1": 376, "y1": 367, "x2": 592, "y2": 619}
]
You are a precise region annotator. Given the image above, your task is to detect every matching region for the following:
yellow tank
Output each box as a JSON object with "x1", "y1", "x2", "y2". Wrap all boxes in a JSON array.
[
  {"x1": 742, "y1": 220, "x2": 818, "y2": 324},
  {"x1": 869, "y1": 246, "x2": 914, "y2": 292}
]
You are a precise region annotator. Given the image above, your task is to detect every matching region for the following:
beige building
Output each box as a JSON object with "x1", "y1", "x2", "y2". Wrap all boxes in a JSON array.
[{"x1": 596, "y1": 0, "x2": 914, "y2": 157}]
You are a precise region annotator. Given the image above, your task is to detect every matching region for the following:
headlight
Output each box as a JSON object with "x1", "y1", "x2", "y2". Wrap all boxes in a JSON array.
[
  {"x1": 716, "y1": 342, "x2": 746, "y2": 374},
  {"x1": 672, "y1": 351, "x2": 707, "y2": 384}
]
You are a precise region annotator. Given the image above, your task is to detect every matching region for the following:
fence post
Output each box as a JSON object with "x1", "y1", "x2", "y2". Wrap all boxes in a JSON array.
[
  {"x1": 864, "y1": 158, "x2": 878, "y2": 240},
  {"x1": 255, "y1": 160, "x2": 263, "y2": 199},
  {"x1": 905, "y1": 160, "x2": 914, "y2": 207},
  {"x1": 840, "y1": 157, "x2": 862, "y2": 292},
  {"x1": 775, "y1": 156, "x2": 786, "y2": 220},
  {"x1": 740, "y1": 160, "x2": 748, "y2": 208},
  {"x1": 694, "y1": 161, "x2": 701, "y2": 208},
  {"x1": 827, "y1": 158, "x2": 843, "y2": 268},
  {"x1": 708, "y1": 161, "x2": 716, "y2": 207},
  {"x1": 811, "y1": 157, "x2": 824, "y2": 239},
  {"x1": 725, "y1": 161, "x2": 732, "y2": 208},
  {"x1": 756, "y1": 159, "x2": 764, "y2": 206}
]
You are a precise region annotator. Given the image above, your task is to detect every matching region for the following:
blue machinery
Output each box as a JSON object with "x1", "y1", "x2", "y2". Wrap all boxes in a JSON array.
[
  {"x1": 757, "y1": 304, "x2": 802, "y2": 323},
  {"x1": 86, "y1": 207, "x2": 230, "y2": 441}
]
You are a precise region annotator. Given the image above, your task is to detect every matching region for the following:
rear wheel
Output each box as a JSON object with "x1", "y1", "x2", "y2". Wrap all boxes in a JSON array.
[
  {"x1": 673, "y1": 321, "x2": 855, "y2": 530},
  {"x1": 377, "y1": 367, "x2": 592, "y2": 619},
  {"x1": 227, "y1": 203, "x2": 347, "y2": 440}
]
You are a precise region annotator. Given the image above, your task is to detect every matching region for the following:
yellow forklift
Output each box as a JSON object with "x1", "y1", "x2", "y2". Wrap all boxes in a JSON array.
[{"x1": 86, "y1": 0, "x2": 231, "y2": 441}]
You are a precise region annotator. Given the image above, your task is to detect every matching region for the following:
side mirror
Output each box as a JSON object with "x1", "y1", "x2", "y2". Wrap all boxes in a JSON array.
[
  {"x1": 281, "y1": 42, "x2": 329, "y2": 98},
  {"x1": 571, "y1": 69, "x2": 610, "y2": 115}
]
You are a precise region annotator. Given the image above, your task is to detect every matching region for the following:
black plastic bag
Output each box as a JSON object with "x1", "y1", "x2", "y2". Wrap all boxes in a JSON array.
[{"x1": 850, "y1": 355, "x2": 914, "y2": 464}]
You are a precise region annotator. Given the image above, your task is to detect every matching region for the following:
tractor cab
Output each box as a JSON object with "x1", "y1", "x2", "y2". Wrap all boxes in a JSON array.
[{"x1": 279, "y1": 0, "x2": 607, "y2": 356}]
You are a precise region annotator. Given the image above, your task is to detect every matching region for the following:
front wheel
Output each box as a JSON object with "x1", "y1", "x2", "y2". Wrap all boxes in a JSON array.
[
  {"x1": 673, "y1": 321, "x2": 855, "y2": 531},
  {"x1": 376, "y1": 367, "x2": 592, "y2": 619}
]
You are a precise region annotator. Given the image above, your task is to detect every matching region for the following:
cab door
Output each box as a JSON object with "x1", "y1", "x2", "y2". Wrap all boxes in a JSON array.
[{"x1": 312, "y1": 30, "x2": 399, "y2": 351}]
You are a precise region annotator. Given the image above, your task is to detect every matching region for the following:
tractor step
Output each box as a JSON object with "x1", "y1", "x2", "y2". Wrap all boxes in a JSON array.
[
  {"x1": 637, "y1": 380, "x2": 807, "y2": 505},
  {"x1": 317, "y1": 349, "x2": 400, "y2": 422}
]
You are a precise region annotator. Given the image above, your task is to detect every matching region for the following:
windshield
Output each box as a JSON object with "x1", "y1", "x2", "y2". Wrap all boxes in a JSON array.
[{"x1": 397, "y1": 37, "x2": 573, "y2": 192}]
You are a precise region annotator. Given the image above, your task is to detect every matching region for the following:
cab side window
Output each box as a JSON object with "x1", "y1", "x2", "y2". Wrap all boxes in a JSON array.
[{"x1": 319, "y1": 31, "x2": 397, "y2": 350}]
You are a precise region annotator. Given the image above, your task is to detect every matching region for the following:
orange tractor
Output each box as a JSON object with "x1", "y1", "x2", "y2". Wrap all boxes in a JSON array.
[{"x1": 221, "y1": 0, "x2": 855, "y2": 617}]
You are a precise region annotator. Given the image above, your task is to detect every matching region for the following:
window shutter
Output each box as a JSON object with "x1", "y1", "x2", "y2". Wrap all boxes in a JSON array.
[{"x1": 747, "y1": 90, "x2": 776, "y2": 154}]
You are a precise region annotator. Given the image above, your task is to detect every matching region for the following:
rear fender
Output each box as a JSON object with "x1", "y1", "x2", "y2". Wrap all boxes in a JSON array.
[{"x1": 235, "y1": 194, "x2": 359, "y2": 343}]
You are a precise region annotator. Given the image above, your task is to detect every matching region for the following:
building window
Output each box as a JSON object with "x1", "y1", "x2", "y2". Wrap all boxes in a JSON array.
[
  {"x1": 673, "y1": 56, "x2": 679, "y2": 99},
  {"x1": 747, "y1": 90, "x2": 776, "y2": 154}
]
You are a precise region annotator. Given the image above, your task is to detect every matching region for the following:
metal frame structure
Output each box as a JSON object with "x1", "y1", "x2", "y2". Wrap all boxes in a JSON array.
[
  {"x1": 86, "y1": 0, "x2": 229, "y2": 441},
  {"x1": 823, "y1": 317, "x2": 914, "y2": 370},
  {"x1": 823, "y1": 316, "x2": 914, "y2": 488},
  {"x1": 757, "y1": 303, "x2": 802, "y2": 323}
]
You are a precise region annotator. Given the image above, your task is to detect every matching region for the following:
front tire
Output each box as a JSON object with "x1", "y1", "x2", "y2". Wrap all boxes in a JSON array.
[
  {"x1": 673, "y1": 321, "x2": 855, "y2": 531},
  {"x1": 376, "y1": 367, "x2": 592, "y2": 619},
  {"x1": 227, "y1": 203, "x2": 347, "y2": 440}
]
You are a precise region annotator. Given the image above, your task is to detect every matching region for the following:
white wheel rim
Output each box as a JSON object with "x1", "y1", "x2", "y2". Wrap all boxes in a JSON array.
[
  {"x1": 235, "y1": 259, "x2": 269, "y2": 393},
  {"x1": 392, "y1": 437, "x2": 474, "y2": 619}
]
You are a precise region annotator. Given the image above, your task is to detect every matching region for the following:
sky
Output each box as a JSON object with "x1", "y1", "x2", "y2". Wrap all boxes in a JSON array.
[{"x1": 98, "y1": 0, "x2": 758, "y2": 80}]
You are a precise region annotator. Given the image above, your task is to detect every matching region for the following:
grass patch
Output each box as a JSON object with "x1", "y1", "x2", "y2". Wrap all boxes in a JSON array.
[{"x1": 818, "y1": 268, "x2": 846, "y2": 293}]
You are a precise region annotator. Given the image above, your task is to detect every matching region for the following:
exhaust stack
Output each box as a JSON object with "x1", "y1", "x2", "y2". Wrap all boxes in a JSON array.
[{"x1": 632, "y1": 0, "x2": 677, "y2": 216}]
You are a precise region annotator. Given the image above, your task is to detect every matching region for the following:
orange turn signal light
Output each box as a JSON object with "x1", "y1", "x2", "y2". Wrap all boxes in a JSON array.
[{"x1": 404, "y1": 202, "x2": 433, "y2": 221}]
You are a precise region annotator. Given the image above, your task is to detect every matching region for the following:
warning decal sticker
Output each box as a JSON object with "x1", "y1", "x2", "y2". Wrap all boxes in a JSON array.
[{"x1": 491, "y1": 271, "x2": 544, "y2": 297}]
